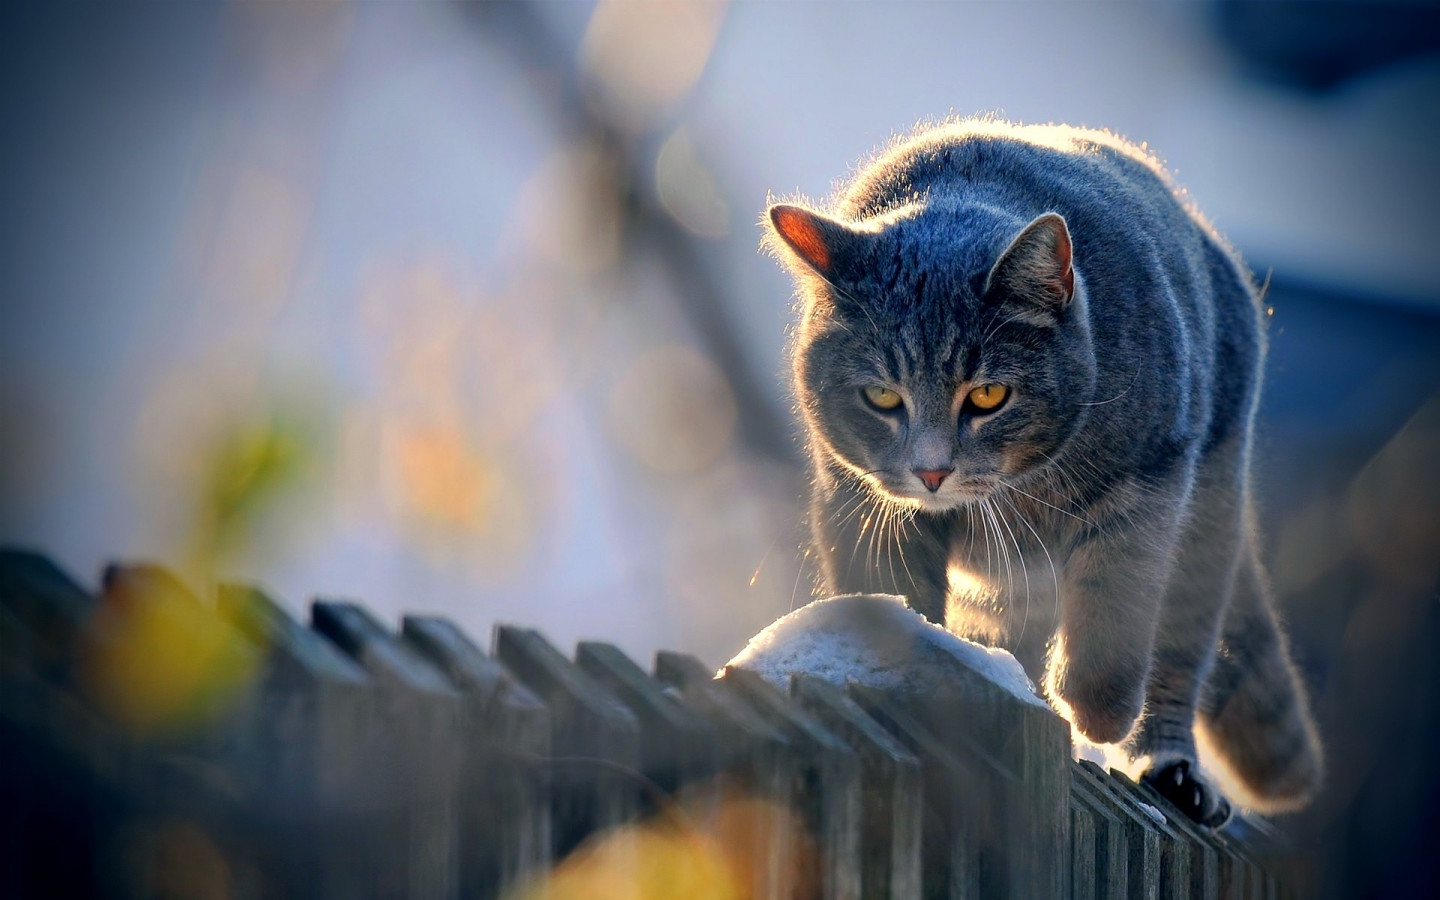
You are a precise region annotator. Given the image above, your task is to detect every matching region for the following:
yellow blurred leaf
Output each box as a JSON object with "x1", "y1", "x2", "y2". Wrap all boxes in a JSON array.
[{"x1": 82, "y1": 567, "x2": 258, "y2": 737}]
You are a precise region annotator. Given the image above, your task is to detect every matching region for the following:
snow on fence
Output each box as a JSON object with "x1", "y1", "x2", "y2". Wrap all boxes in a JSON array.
[{"x1": 0, "y1": 548, "x2": 1300, "y2": 898}]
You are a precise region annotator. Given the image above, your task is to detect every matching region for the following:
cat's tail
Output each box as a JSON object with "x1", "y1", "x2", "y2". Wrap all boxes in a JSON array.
[{"x1": 1197, "y1": 559, "x2": 1323, "y2": 813}]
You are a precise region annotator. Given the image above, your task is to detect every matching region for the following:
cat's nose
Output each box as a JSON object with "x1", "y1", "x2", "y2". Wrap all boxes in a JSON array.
[{"x1": 912, "y1": 467, "x2": 953, "y2": 492}]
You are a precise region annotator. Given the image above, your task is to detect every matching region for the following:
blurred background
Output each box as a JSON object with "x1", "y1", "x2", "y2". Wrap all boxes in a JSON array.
[{"x1": 1, "y1": 1, "x2": 1437, "y2": 895}]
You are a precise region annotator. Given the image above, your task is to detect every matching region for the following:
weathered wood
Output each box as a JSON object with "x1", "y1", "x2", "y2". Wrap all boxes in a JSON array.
[
  {"x1": 493, "y1": 626, "x2": 641, "y2": 862},
  {"x1": 791, "y1": 674, "x2": 922, "y2": 900},
  {"x1": 848, "y1": 683, "x2": 1007, "y2": 898},
  {"x1": 218, "y1": 584, "x2": 371, "y2": 899},
  {"x1": 1074, "y1": 760, "x2": 1162, "y2": 900},
  {"x1": 1106, "y1": 769, "x2": 1196, "y2": 900},
  {"x1": 575, "y1": 641, "x2": 718, "y2": 800},
  {"x1": 0, "y1": 554, "x2": 103, "y2": 896},
  {"x1": 0, "y1": 597, "x2": 133, "y2": 898},
  {"x1": 80, "y1": 565, "x2": 270, "y2": 899},
  {"x1": 653, "y1": 650, "x2": 787, "y2": 774},
  {"x1": 218, "y1": 583, "x2": 370, "y2": 787},
  {"x1": 0, "y1": 601, "x2": 33, "y2": 675},
  {"x1": 1207, "y1": 831, "x2": 1259, "y2": 900},
  {"x1": 1130, "y1": 771, "x2": 1227, "y2": 900},
  {"x1": 1072, "y1": 797, "x2": 1098, "y2": 900},
  {"x1": 890, "y1": 681, "x2": 1070, "y2": 897},
  {"x1": 1220, "y1": 816, "x2": 1283, "y2": 900},
  {"x1": 1219, "y1": 833, "x2": 1268, "y2": 900},
  {"x1": 1071, "y1": 767, "x2": 1131, "y2": 900},
  {"x1": 312, "y1": 600, "x2": 461, "y2": 899},
  {"x1": 403, "y1": 615, "x2": 552, "y2": 899},
  {"x1": 0, "y1": 549, "x2": 96, "y2": 674},
  {"x1": 722, "y1": 666, "x2": 863, "y2": 900},
  {"x1": 653, "y1": 650, "x2": 798, "y2": 900}
]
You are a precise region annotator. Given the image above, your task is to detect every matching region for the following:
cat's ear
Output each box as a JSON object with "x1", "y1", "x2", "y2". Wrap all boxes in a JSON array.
[
  {"x1": 985, "y1": 213, "x2": 1075, "y2": 318},
  {"x1": 766, "y1": 204, "x2": 869, "y2": 283}
]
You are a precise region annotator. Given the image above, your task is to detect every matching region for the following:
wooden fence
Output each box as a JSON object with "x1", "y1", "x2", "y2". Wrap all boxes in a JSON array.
[{"x1": 0, "y1": 548, "x2": 1303, "y2": 898}]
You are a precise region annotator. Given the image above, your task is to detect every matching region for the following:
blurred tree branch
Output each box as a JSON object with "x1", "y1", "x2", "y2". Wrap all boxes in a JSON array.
[{"x1": 457, "y1": 1, "x2": 800, "y2": 470}]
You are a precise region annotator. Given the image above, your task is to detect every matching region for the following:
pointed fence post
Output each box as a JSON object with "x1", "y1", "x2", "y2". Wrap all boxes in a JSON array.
[
  {"x1": 722, "y1": 594, "x2": 1071, "y2": 898},
  {"x1": 1128, "y1": 770, "x2": 1225, "y2": 900},
  {"x1": 1070, "y1": 762, "x2": 1131, "y2": 900},
  {"x1": 1074, "y1": 760, "x2": 1163, "y2": 900},
  {"x1": 654, "y1": 650, "x2": 798, "y2": 900},
  {"x1": 312, "y1": 601, "x2": 461, "y2": 900},
  {"x1": 0, "y1": 550, "x2": 111, "y2": 897},
  {"x1": 790, "y1": 674, "x2": 922, "y2": 900},
  {"x1": 899, "y1": 680, "x2": 1070, "y2": 898},
  {"x1": 1216, "y1": 828, "x2": 1268, "y2": 900},
  {"x1": 1072, "y1": 798, "x2": 1098, "y2": 900},
  {"x1": 1220, "y1": 816, "x2": 1285, "y2": 900},
  {"x1": 403, "y1": 615, "x2": 552, "y2": 899},
  {"x1": 492, "y1": 626, "x2": 640, "y2": 862},
  {"x1": 574, "y1": 641, "x2": 718, "y2": 801},
  {"x1": 721, "y1": 666, "x2": 863, "y2": 900},
  {"x1": 0, "y1": 549, "x2": 96, "y2": 673},
  {"x1": 94, "y1": 565, "x2": 266, "y2": 899},
  {"x1": 217, "y1": 584, "x2": 371, "y2": 898},
  {"x1": 848, "y1": 684, "x2": 1004, "y2": 898},
  {"x1": 1106, "y1": 769, "x2": 1194, "y2": 900}
]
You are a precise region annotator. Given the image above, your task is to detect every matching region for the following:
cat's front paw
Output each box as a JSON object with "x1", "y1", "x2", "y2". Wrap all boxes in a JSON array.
[
  {"x1": 1051, "y1": 666, "x2": 1145, "y2": 744},
  {"x1": 1142, "y1": 758, "x2": 1232, "y2": 828}
]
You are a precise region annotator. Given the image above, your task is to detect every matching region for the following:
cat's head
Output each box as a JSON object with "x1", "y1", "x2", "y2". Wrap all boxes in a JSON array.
[{"x1": 766, "y1": 201, "x2": 1096, "y2": 512}]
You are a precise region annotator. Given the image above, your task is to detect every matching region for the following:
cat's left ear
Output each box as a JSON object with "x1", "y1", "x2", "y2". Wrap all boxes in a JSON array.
[
  {"x1": 984, "y1": 213, "x2": 1075, "y2": 318},
  {"x1": 766, "y1": 204, "x2": 870, "y2": 284}
]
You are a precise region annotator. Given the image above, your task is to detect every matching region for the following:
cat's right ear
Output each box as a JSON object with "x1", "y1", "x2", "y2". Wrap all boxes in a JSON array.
[{"x1": 766, "y1": 204, "x2": 867, "y2": 284}]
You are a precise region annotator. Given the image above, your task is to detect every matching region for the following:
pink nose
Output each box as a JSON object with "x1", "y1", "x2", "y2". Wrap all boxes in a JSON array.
[{"x1": 913, "y1": 468, "x2": 953, "y2": 492}]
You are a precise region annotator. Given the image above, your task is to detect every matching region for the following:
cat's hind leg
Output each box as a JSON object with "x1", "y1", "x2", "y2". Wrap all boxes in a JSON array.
[{"x1": 1197, "y1": 547, "x2": 1324, "y2": 814}]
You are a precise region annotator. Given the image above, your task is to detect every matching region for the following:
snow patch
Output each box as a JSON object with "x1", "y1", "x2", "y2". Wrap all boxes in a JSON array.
[{"x1": 723, "y1": 593, "x2": 1044, "y2": 707}]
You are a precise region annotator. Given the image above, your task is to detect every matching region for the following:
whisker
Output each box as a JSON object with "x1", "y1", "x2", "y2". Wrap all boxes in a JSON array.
[
  {"x1": 880, "y1": 504, "x2": 896, "y2": 586},
  {"x1": 983, "y1": 499, "x2": 1014, "y2": 604},
  {"x1": 893, "y1": 507, "x2": 919, "y2": 597},
  {"x1": 963, "y1": 502, "x2": 979, "y2": 572},
  {"x1": 980, "y1": 499, "x2": 998, "y2": 592},
  {"x1": 990, "y1": 496, "x2": 1030, "y2": 647},
  {"x1": 790, "y1": 545, "x2": 811, "y2": 612},
  {"x1": 1079, "y1": 363, "x2": 1142, "y2": 406},
  {"x1": 998, "y1": 488, "x2": 1060, "y2": 653},
  {"x1": 867, "y1": 499, "x2": 886, "y2": 591},
  {"x1": 997, "y1": 477, "x2": 1094, "y2": 527},
  {"x1": 828, "y1": 485, "x2": 877, "y2": 542},
  {"x1": 841, "y1": 492, "x2": 876, "y2": 588}
]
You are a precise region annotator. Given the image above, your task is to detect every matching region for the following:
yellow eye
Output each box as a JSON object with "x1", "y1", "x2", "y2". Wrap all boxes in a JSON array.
[
  {"x1": 967, "y1": 383, "x2": 1009, "y2": 412},
  {"x1": 863, "y1": 386, "x2": 903, "y2": 411}
]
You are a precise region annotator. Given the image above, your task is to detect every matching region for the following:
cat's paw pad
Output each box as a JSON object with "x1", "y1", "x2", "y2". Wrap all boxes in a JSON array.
[{"x1": 1142, "y1": 758, "x2": 1232, "y2": 828}]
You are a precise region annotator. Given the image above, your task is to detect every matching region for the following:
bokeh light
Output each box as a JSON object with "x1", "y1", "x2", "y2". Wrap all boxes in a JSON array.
[
  {"x1": 508, "y1": 789, "x2": 810, "y2": 900},
  {"x1": 579, "y1": 0, "x2": 729, "y2": 133}
]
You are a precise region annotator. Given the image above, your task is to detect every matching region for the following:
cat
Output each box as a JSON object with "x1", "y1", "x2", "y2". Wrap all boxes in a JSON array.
[{"x1": 763, "y1": 119, "x2": 1322, "y2": 826}]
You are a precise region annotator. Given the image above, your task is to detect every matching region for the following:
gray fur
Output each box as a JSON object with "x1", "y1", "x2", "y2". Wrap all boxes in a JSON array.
[{"x1": 764, "y1": 120, "x2": 1321, "y2": 824}]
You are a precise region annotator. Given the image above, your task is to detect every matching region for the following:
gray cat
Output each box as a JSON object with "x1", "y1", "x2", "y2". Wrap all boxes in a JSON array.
[{"x1": 763, "y1": 120, "x2": 1322, "y2": 826}]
